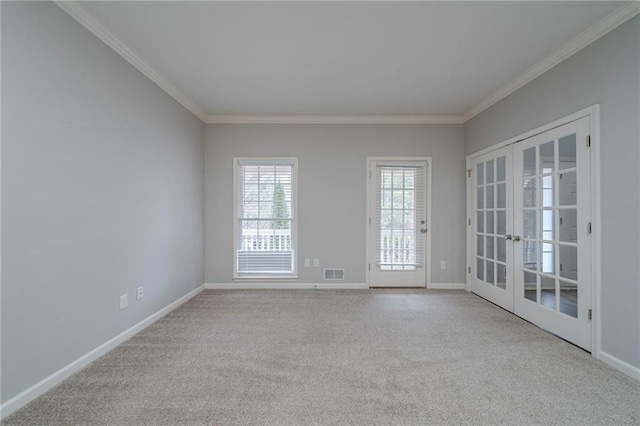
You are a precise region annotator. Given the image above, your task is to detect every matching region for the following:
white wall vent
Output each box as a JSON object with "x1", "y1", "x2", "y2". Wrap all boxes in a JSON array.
[{"x1": 324, "y1": 268, "x2": 345, "y2": 280}]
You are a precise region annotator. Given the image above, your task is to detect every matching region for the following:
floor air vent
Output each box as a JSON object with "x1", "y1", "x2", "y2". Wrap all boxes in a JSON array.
[{"x1": 324, "y1": 268, "x2": 345, "y2": 280}]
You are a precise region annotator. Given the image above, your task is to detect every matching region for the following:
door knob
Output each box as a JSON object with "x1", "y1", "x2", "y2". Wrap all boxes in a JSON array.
[
  {"x1": 420, "y1": 228, "x2": 427, "y2": 234},
  {"x1": 504, "y1": 234, "x2": 513, "y2": 240},
  {"x1": 513, "y1": 236, "x2": 521, "y2": 242}
]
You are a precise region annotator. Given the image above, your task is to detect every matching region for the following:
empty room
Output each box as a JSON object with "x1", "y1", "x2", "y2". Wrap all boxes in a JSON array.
[{"x1": 2, "y1": 1, "x2": 639, "y2": 424}]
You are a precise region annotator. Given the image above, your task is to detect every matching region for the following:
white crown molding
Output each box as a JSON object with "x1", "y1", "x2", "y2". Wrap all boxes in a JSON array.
[
  {"x1": 54, "y1": 1, "x2": 208, "y2": 122},
  {"x1": 462, "y1": 2, "x2": 640, "y2": 123},
  {"x1": 55, "y1": 1, "x2": 639, "y2": 126},
  {"x1": 205, "y1": 115, "x2": 464, "y2": 124}
]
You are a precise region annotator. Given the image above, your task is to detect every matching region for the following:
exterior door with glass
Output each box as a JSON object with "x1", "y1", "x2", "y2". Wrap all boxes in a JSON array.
[
  {"x1": 470, "y1": 147, "x2": 514, "y2": 311},
  {"x1": 368, "y1": 159, "x2": 428, "y2": 287}
]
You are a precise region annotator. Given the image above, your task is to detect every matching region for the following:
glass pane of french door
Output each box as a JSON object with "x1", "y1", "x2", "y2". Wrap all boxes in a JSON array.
[
  {"x1": 470, "y1": 146, "x2": 513, "y2": 311},
  {"x1": 513, "y1": 117, "x2": 591, "y2": 350}
]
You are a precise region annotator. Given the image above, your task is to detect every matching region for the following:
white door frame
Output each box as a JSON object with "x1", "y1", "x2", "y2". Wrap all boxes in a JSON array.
[
  {"x1": 465, "y1": 105, "x2": 601, "y2": 359},
  {"x1": 366, "y1": 157, "x2": 432, "y2": 288}
]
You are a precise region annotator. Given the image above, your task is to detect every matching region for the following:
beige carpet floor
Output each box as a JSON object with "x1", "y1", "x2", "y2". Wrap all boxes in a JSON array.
[{"x1": 3, "y1": 289, "x2": 639, "y2": 425}]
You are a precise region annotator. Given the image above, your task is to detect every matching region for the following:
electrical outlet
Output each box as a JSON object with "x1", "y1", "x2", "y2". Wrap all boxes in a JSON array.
[
  {"x1": 305, "y1": 259, "x2": 311, "y2": 267},
  {"x1": 136, "y1": 286, "x2": 144, "y2": 300},
  {"x1": 119, "y1": 294, "x2": 128, "y2": 310},
  {"x1": 314, "y1": 259, "x2": 320, "y2": 267},
  {"x1": 440, "y1": 261, "x2": 446, "y2": 269}
]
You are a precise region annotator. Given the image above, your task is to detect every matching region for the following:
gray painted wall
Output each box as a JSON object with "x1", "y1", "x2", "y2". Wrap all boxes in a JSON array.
[
  {"x1": 2, "y1": 2, "x2": 205, "y2": 403},
  {"x1": 464, "y1": 17, "x2": 640, "y2": 368},
  {"x1": 205, "y1": 124, "x2": 465, "y2": 285}
]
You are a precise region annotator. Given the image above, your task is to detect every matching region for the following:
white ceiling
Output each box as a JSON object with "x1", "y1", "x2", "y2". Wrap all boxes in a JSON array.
[{"x1": 78, "y1": 1, "x2": 626, "y2": 120}]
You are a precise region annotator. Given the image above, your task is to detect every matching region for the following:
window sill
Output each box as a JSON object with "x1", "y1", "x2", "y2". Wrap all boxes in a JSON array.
[{"x1": 232, "y1": 276, "x2": 299, "y2": 282}]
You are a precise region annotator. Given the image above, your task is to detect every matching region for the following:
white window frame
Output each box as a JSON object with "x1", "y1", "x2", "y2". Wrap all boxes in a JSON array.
[{"x1": 232, "y1": 157, "x2": 298, "y2": 280}]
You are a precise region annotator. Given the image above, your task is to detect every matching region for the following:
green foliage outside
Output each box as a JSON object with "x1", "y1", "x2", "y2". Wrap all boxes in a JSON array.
[{"x1": 271, "y1": 181, "x2": 290, "y2": 229}]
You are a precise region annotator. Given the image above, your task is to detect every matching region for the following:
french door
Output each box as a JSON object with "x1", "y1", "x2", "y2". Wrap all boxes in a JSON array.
[
  {"x1": 368, "y1": 159, "x2": 429, "y2": 287},
  {"x1": 513, "y1": 117, "x2": 592, "y2": 349},
  {"x1": 470, "y1": 117, "x2": 592, "y2": 350},
  {"x1": 470, "y1": 146, "x2": 513, "y2": 311}
]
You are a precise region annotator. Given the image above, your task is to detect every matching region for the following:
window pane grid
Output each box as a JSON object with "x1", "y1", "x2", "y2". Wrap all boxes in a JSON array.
[
  {"x1": 376, "y1": 166, "x2": 424, "y2": 269},
  {"x1": 236, "y1": 160, "x2": 295, "y2": 275},
  {"x1": 474, "y1": 156, "x2": 507, "y2": 289},
  {"x1": 520, "y1": 136, "x2": 580, "y2": 315}
]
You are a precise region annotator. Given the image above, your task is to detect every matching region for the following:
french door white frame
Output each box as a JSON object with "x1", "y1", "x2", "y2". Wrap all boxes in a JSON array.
[
  {"x1": 366, "y1": 157, "x2": 432, "y2": 288},
  {"x1": 465, "y1": 105, "x2": 601, "y2": 359}
]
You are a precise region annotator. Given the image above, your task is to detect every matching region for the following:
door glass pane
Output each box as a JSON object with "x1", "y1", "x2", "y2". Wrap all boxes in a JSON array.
[
  {"x1": 477, "y1": 187, "x2": 484, "y2": 209},
  {"x1": 496, "y1": 263, "x2": 507, "y2": 289},
  {"x1": 559, "y1": 209, "x2": 577, "y2": 243},
  {"x1": 523, "y1": 178, "x2": 536, "y2": 208},
  {"x1": 381, "y1": 190, "x2": 391, "y2": 208},
  {"x1": 559, "y1": 171, "x2": 577, "y2": 206},
  {"x1": 477, "y1": 235, "x2": 484, "y2": 257},
  {"x1": 477, "y1": 211, "x2": 484, "y2": 233},
  {"x1": 486, "y1": 260, "x2": 495, "y2": 285},
  {"x1": 523, "y1": 210, "x2": 536, "y2": 240},
  {"x1": 477, "y1": 257, "x2": 484, "y2": 280},
  {"x1": 541, "y1": 175, "x2": 554, "y2": 208},
  {"x1": 540, "y1": 275, "x2": 556, "y2": 311},
  {"x1": 559, "y1": 245, "x2": 578, "y2": 281},
  {"x1": 497, "y1": 183, "x2": 506, "y2": 208},
  {"x1": 542, "y1": 209, "x2": 554, "y2": 241},
  {"x1": 486, "y1": 211, "x2": 494, "y2": 234},
  {"x1": 559, "y1": 280, "x2": 578, "y2": 318},
  {"x1": 403, "y1": 211, "x2": 414, "y2": 229},
  {"x1": 486, "y1": 236, "x2": 495, "y2": 260},
  {"x1": 497, "y1": 211, "x2": 506, "y2": 236},
  {"x1": 376, "y1": 165, "x2": 424, "y2": 271},
  {"x1": 524, "y1": 271, "x2": 537, "y2": 302},
  {"x1": 542, "y1": 242, "x2": 555, "y2": 274},
  {"x1": 539, "y1": 141, "x2": 555, "y2": 173},
  {"x1": 497, "y1": 157, "x2": 506, "y2": 182},
  {"x1": 486, "y1": 185, "x2": 494, "y2": 208},
  {"x1": 404, "y1": 190, "x2": 414, "y2": 209},
  {"x1": 486, "y1": 160, "x2": 494, "y2": 184},
  {"x1": 559, "y1": 134, "x2": 576, "y2": 170},
  {"x1": 523, "y1": 241, "x2": 538, "y2": 271},
  {"x1": 523, "y1": 147, "x2": 536, "y2": 177},
  {"x1": 497, "y1": 238, "x2": 506, "y2": 262},
  {"x1": 476, "y1": 164, "x2": 484, "y2": 185}
]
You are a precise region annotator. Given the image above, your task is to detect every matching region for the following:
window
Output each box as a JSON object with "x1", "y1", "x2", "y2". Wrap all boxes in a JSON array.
[{"x1": 234, "y1": 158, "x2": 297, "y2": 278}]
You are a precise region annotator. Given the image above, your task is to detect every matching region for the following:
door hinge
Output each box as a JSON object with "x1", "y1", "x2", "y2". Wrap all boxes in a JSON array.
[
  {"x1": 468, "y1": 266, "x2": 471, "y2": 274},
  {"x1": 369, "y1": 170, "x2": 372, "y2": 179},
  {"x1": 369, "y1": 217, "x2": 371, "y2": 225},
  {"x1": 369, "y1": 264, "x2": 371, "y2": 271},
  {"x1": 468, "y1": 218, "x2": 471, "y2": 226},
  {"x1": 587, "y1": 135, "x2": 591, "y2": 147},
  {"x1": 467, "y1": 169, "x2": 472, "y2": 178},
  {"x1": 588, "y1": 222, "x2": 592, "y2": 234},
  {"x1": 588, "y1": 308, "x2": 592, "y2": 320}
]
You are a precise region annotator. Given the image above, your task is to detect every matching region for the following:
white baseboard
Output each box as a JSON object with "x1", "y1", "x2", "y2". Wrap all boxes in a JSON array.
[
  {"x1": 428, "y1": 283, "x2": 466, "y2": 290},
  {"x1": 599, "y1": 351, "x2": 640, "y2": 380},
  {"x1": 0, "y1": 284, "x2": 205, "y2": 420},
  {"x1": 205, "y1": 283, "x2": 368, "y2": 290}
]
